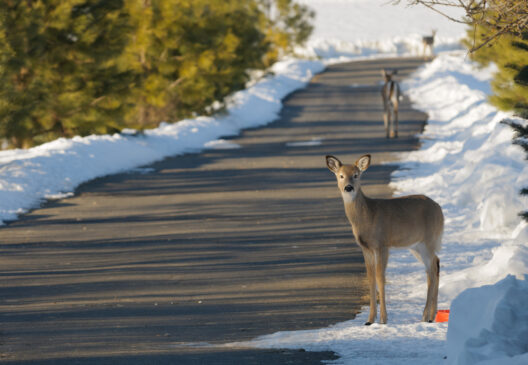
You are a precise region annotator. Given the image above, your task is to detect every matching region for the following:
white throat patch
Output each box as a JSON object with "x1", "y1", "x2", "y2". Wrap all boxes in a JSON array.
[{"x1": 341, "y1": 190, "x2": 356, "y2": 204}]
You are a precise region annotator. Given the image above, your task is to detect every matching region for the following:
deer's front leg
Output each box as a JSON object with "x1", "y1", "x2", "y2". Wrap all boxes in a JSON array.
[
  {"x1": 383, "y1": 107, "x2": 390, "y2": 138},
  {"x1": 375, "y1": 247, "x2": 389, "y2": 324},
  {"x1": 362, "y1": 248, "x2": 377, "y2": 325},
  {"x1": 393, "y1": 106, "x2": 399, "y2": 138}
]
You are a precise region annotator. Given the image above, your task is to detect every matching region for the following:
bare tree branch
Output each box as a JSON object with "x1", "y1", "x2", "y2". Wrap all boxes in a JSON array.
[{"x1": 395, "y1": 0, "x2": 528, "y2": 51}]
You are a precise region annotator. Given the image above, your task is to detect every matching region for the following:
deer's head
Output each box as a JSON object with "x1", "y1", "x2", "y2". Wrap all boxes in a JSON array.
[
  {"x1": 381, "y1": 69, "x2": 397, "y2": 83},
  {"x1": 326, "y1": 155, "x2": 371, "y2": 202}
]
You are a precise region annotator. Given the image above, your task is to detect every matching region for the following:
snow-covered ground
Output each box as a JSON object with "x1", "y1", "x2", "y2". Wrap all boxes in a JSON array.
[{"x1": 2, "y1": 0, "x2": 527, "y2": 363}]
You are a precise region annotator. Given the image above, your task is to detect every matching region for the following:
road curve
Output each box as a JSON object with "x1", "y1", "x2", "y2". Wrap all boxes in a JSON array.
[{"x1": 0, "y1": 57, "x2": 427, "y2": 364}]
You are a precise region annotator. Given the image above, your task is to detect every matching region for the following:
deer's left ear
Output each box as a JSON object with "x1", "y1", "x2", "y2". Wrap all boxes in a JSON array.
[{"x1": 355, "y1": 154, "x2": 371, "y2": 172}]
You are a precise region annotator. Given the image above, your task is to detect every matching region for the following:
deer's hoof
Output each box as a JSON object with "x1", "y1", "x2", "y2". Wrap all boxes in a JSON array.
[{"x1": 364, "y1": 321, "x2": 373, "y2": 326}]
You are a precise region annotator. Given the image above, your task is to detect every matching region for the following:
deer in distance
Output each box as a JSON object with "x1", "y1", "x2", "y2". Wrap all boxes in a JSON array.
[
  {"x1": 325, "y1": 154, "x2": 444, "y2": 325},
  {"x1": 422, "y1": 29, "x2": 437, "y2": 59},
  {"x1": 381, "y1": 69, "x2": 401, "y2": 139}
]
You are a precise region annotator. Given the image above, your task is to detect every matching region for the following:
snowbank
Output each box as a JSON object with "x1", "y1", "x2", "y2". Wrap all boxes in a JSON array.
[{"x1": 446, "y1": 275, "x2": 528, "y2": 365}]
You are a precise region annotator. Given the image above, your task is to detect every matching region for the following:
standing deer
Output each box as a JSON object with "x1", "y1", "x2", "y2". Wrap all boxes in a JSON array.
[
  {"x1": 381, "y1": 69, "x2": 400, "y2": 138},
  {"x1": 325, "y1": 154, "x2": 444, "y2": 325},
  {"x1": 422, "y1": 30, "x2": 437, "y2": 59}
]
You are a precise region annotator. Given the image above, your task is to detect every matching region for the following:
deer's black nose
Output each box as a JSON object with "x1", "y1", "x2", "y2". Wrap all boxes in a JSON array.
[{"x1": 344, "y1": 185, "x2": 354, "y2": 192}]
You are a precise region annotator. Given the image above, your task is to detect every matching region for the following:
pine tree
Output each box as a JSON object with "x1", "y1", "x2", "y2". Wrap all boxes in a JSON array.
[
  {"x1": 0, "y1": 0, "x2": 314, "y2": 146},
  {"x1": 0, "y1": 0, "x2": 134, "y2": 148},
  {"x1": 258, "y1": 0, "x2": 314, "y2": 66},
  {"x1": 124, "y1": 0, "x2": 271, "y2": 127},
  {"x1": 465, "y1": 28, "x2": 528, "y2": 118}
]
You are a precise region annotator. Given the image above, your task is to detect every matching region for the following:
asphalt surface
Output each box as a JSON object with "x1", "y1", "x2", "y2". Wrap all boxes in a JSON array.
[{"x1": 0, "y1": 57, "x2": 427, "y2": 364}]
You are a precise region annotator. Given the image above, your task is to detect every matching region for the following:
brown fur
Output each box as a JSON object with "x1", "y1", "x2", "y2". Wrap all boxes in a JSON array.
[
  {"x1": 381, "y1": 70, "x2": 400, "y2": 138},
  {"x1": 326, "y1": 154, "x2": 444, "y2": 324},
  {"x1": 422, "y1": 30, "x2": 437, "y2": 60}
]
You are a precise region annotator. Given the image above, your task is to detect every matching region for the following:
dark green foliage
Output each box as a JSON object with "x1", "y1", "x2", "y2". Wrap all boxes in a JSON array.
[
  {"x1": 0, "y1": 0, "x2": 314, "y2": 147},
  {"x1": 466, "y1": 22, "x2": 528, "y2": 222},
  {"x1": 464, "y1": 26, "x2": 528, "y2": 119},
  {"x1": 500, "y1": 119, "x2": 528, "y2": 221},
  {"x1": 0, "y1": 0, "x2": 135, "y2": 147},
  {"x1": 124, "y1": 0, "x2": 272, "y2": 127}
]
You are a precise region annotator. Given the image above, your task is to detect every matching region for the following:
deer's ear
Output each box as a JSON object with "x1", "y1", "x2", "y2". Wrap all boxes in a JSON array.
[
  {"x1": 355, "y1": 154, "x2": 371, "y2": 172},
  {"x1": 381, "y1": 69, "x2": 387, "y2": 77},
  {"x1": 326, "y1": 155, "x2": 342, "y2": 173}
]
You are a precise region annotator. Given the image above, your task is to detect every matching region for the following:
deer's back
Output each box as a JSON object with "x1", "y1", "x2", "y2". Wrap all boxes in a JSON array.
[
  {"x1": 422, "y1": 36, "x2": 434, "y2": 44},
  {"x1": 364, "y1": 194, "x2": 443, "y2": 249}
]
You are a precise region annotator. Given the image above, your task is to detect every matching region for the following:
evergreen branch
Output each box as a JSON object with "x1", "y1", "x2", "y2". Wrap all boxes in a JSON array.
[
  {"x1": 501, "y1": 119, "x2": 528, "y2": 139},
  {"x1": 168, "y1": 77, "x2": 185, "y2": 90}
]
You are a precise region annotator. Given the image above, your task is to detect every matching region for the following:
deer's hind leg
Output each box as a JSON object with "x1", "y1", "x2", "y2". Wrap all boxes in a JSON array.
[
  {"x1": 392, "y1": 101, "x2": 399, "y2": 138},
  {"x1": 382, "y1": 92, "x2": 390, "y2": 138},
  {"x1": 383, "y1": 110, "x2": 390, "y2": 138},
  {"x1": 410, "y1": 242, "x2": 440, "y2": 322}
]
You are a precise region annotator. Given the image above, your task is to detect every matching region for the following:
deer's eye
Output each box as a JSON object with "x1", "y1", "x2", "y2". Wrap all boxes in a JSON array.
[
  {"x1": 339, "y1": 175, "x2": 344, "y2": 179},
  {"x1": 353, "y1": 174, "x2": 358, "y2": 179}
]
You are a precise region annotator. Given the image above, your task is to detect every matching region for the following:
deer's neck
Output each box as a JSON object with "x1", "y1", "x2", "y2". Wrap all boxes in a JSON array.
[{"x1": 343, "y1": 188, "x2": 373, "y2": 232}]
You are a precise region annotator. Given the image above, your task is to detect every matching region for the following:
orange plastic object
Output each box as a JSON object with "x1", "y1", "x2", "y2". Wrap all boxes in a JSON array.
[{"x1": 435, "y1": 309, "x2": 450, "y2": 322}]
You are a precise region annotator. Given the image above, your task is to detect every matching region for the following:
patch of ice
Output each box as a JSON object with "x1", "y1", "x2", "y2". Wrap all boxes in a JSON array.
[
  {"x1": 286, "y1": 138, "x2": 323, "y2": 147},
  {"x1": 204, "y1": 139, "x2": 241, "y2": 150}
]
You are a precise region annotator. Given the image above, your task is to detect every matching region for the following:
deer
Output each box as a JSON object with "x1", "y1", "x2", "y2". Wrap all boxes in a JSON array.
[
  {"x1": 325, "y1": 154, "x2": 444, "y2": 325},
  {"x1": 422, "y1": 29, "x2": 437, "y2": 60},
  {"x1": 381, "y1": 69, "x2": 401, "y2": 139}
]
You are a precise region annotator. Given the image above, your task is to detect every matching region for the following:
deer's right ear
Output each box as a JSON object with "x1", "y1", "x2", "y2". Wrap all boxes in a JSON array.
[
  {"x1": 326, "y1": 155, "x2": 342, "y2": 173},
  {"x1": 356, "y1": 154, "x2": 371, "y2": 172}
]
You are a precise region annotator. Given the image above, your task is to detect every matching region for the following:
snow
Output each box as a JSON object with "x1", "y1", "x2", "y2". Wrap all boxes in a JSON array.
[
  {"x1": 2, "y1": 0, "x2": 527, "y2": 364},
  {"x1": 204, "y1": 139, "x2": 241, "y2": 150},
  {"x1": 447, "y1": 275, "x2": 528, "y2": 365},
  {"x1": 286, "y1": 138, "x2": 323, "y2": 147}
]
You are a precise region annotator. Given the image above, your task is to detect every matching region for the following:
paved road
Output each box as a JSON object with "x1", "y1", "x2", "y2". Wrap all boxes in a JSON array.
[{"x1": 0, "y1": 58, "x2": 427, "y2": 364}]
